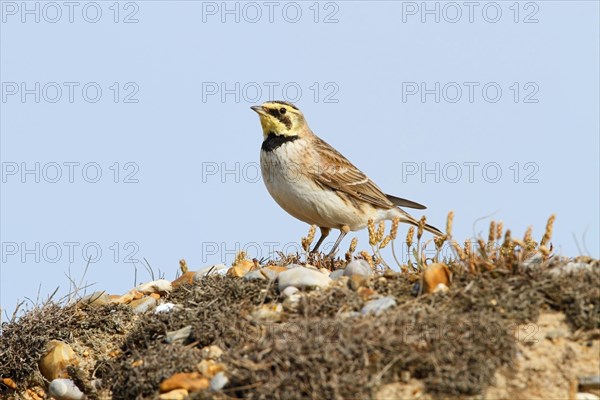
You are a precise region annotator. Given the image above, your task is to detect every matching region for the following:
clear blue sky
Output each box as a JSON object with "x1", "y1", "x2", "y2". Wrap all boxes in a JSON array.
[{"x1": 1, "y1": 1, "x2": 599, "y2": 316}]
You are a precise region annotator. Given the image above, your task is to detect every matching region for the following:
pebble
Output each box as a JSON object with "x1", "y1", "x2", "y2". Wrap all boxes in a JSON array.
[
  {"x1": 282, "y1": 293, "x2": 303, "y2": 312},
  {"x1": 348, "y1": 275, "x2": 368, "y2": 291},
  {"x1": 278, "y1": 267, "x2": 332, "y2": 291},
  {"x1": 136, "y1": 279, "x2": 172, "y2": 295},
  {"x1": 281, "y1": 287, "x2": 303, "y2": 311},
  {"x1": 210, "y1": 372, "x2": 229, "y2": 391},
  {"x1": 165, "y1": 325, "x2": 193, "y2": 344},
  {"x1": 344, "y1": 259, "x2": 372, "y2": 277},
  {"x1": 110, "y1": 290, "x2": 144, "y2": 305},
  {"x1": 243, "y1": 269, "x2": 269, "y2": 281},
  {"x1": 159, "y1": 372, "x2": 209, "y2": 393},
  {"x1": 339, "y1": 311, "x2": 360, "y2": 318},
  {"x1": 423, "y1": 263, "x2": 452, "y2": 294},
  {"x1": 576, "y1": 393, "x2": 600, "y2": 400},
  {"x1": 1, "y1": 378, "x2": 16, "y2": 389},
  {"x1": 227, "y1": 259, "x2": 254, "y2": 277},
  {"x1": 193, "y1": 264, "x2": 228, "y2": 281},
  {"x1": 129, "y1": 296, "x2": 157, "y2": 314},
  {"x1": 155, "y1": 302, "x2": 178, "y2": 314},
  {"x1": 48, "y1": 379, "x2": 84, "y2": 400},
  {"x1": 244, "y1": 266, "x2": 286, "y2": 281},
  {"x1": 24, "y1": 388, "x2": 44, "y2": 400},
  {"x1": 201, "y1": 345, "x2": 224, "y2": 360},
  {"x1": 197, "y1": 359, "x2": 226, "y2": 378},
  {"x1": 38, "y1": 340, "x2": 78, "y2": 381},
  {"x1": 158, "y1": 389, "x2": 189, "y2": 400},
  {"x1": 361, "y1": 296, "x2": 397, "y2": 315},
  {"x1": 77, "y1": 291, "x2": 110, "y2": 306},
  {"x1": 171, "y1": 271, "x2": 196, "y2": 288},
  {"x1": 329, "y1": 269, "x2": 345, "y2": 280},
  {"x1": 281, "y1": 286, "x2": 299, "y2": 299},
  {"x1": 357, "y1": 287, "x2": 378, "y2": 301},
  {"x1": 549, "y1": 261, "x2": 595, "y2": 276},
  {"x1": 251, "y1": 303, "x2": 283, "y2": 322},
  {"x1": 545, "y1": 329, "x2": 569, "y2": 340},
  {"x1": 579, "y1": 376, "x2": 600, "y2": 391}
]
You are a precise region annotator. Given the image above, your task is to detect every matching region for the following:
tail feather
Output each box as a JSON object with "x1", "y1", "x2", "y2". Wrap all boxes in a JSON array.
[
  {"x1": 397, "y1": 209, "x2": 444, "y2": 236},
  {"x1": 386, "y1": 194, "x2": 427, "y2": 210}
]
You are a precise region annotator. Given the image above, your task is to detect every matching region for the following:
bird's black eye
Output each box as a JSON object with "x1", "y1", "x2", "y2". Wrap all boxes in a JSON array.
[{"x1": 279, "y1": 107, "x2": 286, "y2": 114}]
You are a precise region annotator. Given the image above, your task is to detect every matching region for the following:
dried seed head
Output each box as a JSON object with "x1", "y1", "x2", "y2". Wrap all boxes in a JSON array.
[
  {"x1": 501, "y1": 230, "x2": 513, "y2": 259},
  {"x1": 451, "y1": 241, "x2": 465, "y2": 260},
  {"x1": 539, "y1": 245, "x2": 550, "y2": 257},
  {"x1": 301, "y1": 225, "x2": 316, "y2": 252},
  {"x1": 434, "y1": 235, "x2": 445, "y2": 250},
  {"x1": 233, "y1": 251, "x2": 247, "y2": 266},
  {"x1": 179, "y1": 259, "x2": 188, "y2": 274},
  {"x1": 523, "y1": 226, "x2": 533, "y2": 243},
  {"x1": 446, "y1": 211, "x2": 454, "y2": 237},
  {"x1": 345, "y1": 237, "x2": 359, "y2": 262},
  {"x1": 478, "y1": 238, "x2": 487, "y2": 254},
  {"x1": 496, "y1": 221, "x2": 503, "y2": 241},
  {"x1": 368, "y1": 219, "x2": 377, "y2": 246},
  {"x1": 417, "y1": 216, "x2": 426, "y2": 240},
  {"x1": 464, "y1": 240, "x2": 471, "y2": 257},
  {"x1": 376, "y1": 221, "x2": 385, "y2": 243},
  {"x1": 349, "y1": 237, "x2": 358, "y2": 254},
  {"x1": 379, "y1": 235, "x2": 392, "y2": 249},
  {"x1": 406, "y1": 226, "x2": 415, "y2": 248},
  {"x1": 488, "y1": 221, "x2": 497, "y2": 243},
  {"x1": 540, "y1": 214, "x2": 556, "y2": 247},
  {"x1": 390, "y1": 217, "x2": 400, "y2": 240},
  {"x1": 502, "y1": 229, "x2": 512, "y2": 247}
]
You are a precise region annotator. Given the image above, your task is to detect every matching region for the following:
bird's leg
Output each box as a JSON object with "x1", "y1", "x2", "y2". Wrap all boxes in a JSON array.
[
  {"x1": 311, "y1": 227, "x2": 330, "y2": 253},
  {"x1": 327, "y1": 225, "x2": 350, "y2": 257}
]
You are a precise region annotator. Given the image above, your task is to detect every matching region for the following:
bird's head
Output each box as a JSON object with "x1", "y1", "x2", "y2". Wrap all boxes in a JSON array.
[{"x1": 251, "y1": 101, "x2": 307, "y2": 139}]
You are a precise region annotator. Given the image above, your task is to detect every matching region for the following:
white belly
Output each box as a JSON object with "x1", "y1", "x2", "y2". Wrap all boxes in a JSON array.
[{"x1": 260, "y1": 142, "x2": 390, "y2": 230}]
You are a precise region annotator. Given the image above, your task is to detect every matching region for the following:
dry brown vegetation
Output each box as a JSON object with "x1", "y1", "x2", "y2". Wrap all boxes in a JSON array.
[{"x1": 1, "y1": 215, "x2": 598, "y2": 399}]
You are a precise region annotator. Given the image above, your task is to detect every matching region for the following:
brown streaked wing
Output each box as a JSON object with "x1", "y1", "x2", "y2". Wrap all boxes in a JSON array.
[{"x1": 311, "y1": 136, "x2": 395, "y2": 210}]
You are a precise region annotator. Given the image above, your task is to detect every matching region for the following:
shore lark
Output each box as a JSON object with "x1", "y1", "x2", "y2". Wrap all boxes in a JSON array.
[{"x1": 251, "y1": 100, "x2": 443, "y2": 256}]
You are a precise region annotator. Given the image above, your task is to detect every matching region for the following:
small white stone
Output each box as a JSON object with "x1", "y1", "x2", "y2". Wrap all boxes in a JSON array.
[
  {"x1": 329, "y1": 269, "x2": 345, "y2": 280},
  {"x1": 281, "y1": 286, "x2": 299, "y2": 299},
  {"x1": 136, "y1": 279, "x2": 172, "y2": 295},
  {"x1": 278, "y1": 267, "x2": 332, "y2": 291},
  {"x1": 576, "y1": 393, "x2": 600, "y2": 400},
  {"x1": 362, "y1": 296, "x2": 397, "y2": 315},
  {"x1": 251, "y1": 303, "x2": 283, "y2": 322},
  {"x1": 244, "y1": 269, "x2": 278, "y2": 281},
  {"x1": 193, "y1": 264, "x2": 228, "y2": 281},
  {"x1": 130, "y1": 296, "x2": 157, "y2": 314},
  {"x1": 344, "y1": 260, "x2": 372, "y2": 277},
  {"x1": 48, "y1": 379, "x2": 84, "y2": 400},
  {"x1": 549, "y1": 261, "x2": 594, "y2": 276},
  {"x1": 433, "y1": 283, "x2": 449, "y2": 293},
  {"x1": 76, "y1": 291, "x2": 110, "y2": 306},
  {"x1": 165, "y1": 325, "x2": 193, "y2": 344},
  {"x1": 201, "y1": 345, "x2": 224, "y2": 360},
  {"x1": 155, "y1": 303, "x2": 176, "y2": 314},
  {"x1": 210, "y1": 372, "x2": 229, "y2": 391}
]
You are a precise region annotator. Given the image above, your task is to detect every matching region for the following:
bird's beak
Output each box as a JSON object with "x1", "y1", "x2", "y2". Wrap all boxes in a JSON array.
[{"x1": 251, "y1": 105, "x2": 265, "y2": 115}]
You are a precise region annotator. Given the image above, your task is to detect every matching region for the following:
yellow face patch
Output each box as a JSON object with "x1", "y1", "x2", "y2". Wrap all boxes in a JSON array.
[
  {"x1": 258, "y1": 113, "x2": 289, "y2": 137},
  {"x1": 252, "y1": 101, "x2": 305, "y2": 139}
]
